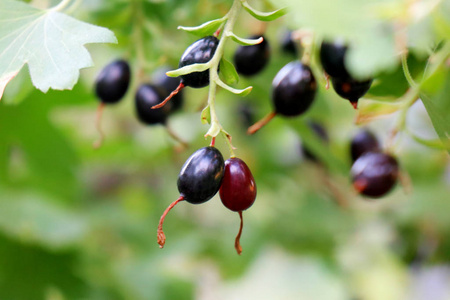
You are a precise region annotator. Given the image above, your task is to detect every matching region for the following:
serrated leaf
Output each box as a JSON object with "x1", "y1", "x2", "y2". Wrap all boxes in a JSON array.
[
  {"x1": 242, "y1": 1, "x2": 287, "y2": 21},
  {"x1": 178, "y1": 17, "x2": 226, "y2": 36},
  {"x1": 355, "y1": 99, "x2": 403, "y2": 124},
  {"x1": 219, "y1": 58, "x2": 239, "y2": 85},
  {"x1": 0, "y1": 0, "x2": 117, "y2": 100},
  {"x1": 201, "y1": 105, "x2": 211, "y2": 124},
  {"x1": 227, "y1": 32, "x2": 263, "y2": 46},
  {"x1": 215, "y1": 77, "x2": 252, "y2": 96},
  {"x1": 166, "y1": 63, "x2": 210, "y2": 77}
]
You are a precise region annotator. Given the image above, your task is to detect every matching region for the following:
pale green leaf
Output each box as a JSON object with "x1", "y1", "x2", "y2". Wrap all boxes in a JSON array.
[
  {"x1": 227, "y1": 32, "x2": 264, "y2": 46},
  {"x1": 355, "y1": 99, "x2": 403, "y2": 124},
  {"x1": 0, "y1": 0, "x2": 117, "y2": 100},
  {"x1": 166, "y1": 63, "x2": 210, "y2": 77},
  {"x1": 219, "y1": 57, "x2": 239, "y2": 85},
  {"x1": 178, "y1": 17, "x2": 226, "y2": 36},
  {"x1": 215, "y1": 77, "x2": 252, "y2": 96},
  {"x1": 242, "y1": 1, "x2": 287, "y2": 21}
]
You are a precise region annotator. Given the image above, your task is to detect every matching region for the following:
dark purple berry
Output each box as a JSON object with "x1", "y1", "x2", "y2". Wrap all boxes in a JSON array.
[
  {"x1": 153, "y1": 67, "x2": 184, "y2": 111},
  {"x1": 272, "y1": 61, "x2": 317, "y2": 116},
  {"x1": 280, "y1": 30, "x2": 300, "y2": 56},
  {"x1": 302, "y1": 121, "x2": 329, "y2": 162},
  {"x1": 157, "y1": 146, "x2": 225, "y2": 248},
  {"x1": 351, "y1": 152, "x2": 399, "y2": 198},
  {"x1": 320, "y1": 40, "x2": 350, "y2": 78},
  {"x1": 331, "y1": 76, "x2": 373, "y2": 108},
  {"x1": 247, "y1": 61, "x2": 317, "y2": 134},
  {"x1": 135, "y1": 84, "x2": 170, "y2": 125},
  {"x1": 219, "y1": 157, "x2": 257, "y2": 255},
  {"x1": 350, "y1": 129, "x2": 380, "y2": 162},
  {"x1": 233, "y1": 35, "x2": 270, "y2": 76},
  {"x1": 178, "y1": 36, "x2": 219, "y2": 88},
  {"x1": 95, "y1": 59, "x2": 131, "y2": 104}
]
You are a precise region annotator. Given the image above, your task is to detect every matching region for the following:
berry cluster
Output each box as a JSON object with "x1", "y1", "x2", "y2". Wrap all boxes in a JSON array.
[{"x1": 93, "y1": 1, "x2": 408, "y2": 254}]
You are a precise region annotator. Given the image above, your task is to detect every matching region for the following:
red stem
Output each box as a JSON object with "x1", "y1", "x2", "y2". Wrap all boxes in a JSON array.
[
  {"x1": 247, "y1": 111, "x2": 277, "y2": 135},
  {"x1": 210, "y1": 137, "x2": 216, "y2": 147},
  {"x1": 157, "y1": 196, "x2": 185, "y2": 248},
  {"x1": 93, "y1": 102, "x2": 105, "y2": 149},
  {"x1": 350, "y1": 101, "x2": 358, "y2": 109},
  {"x1": 324, "y1": 72, "x2": 330, "y2": 90},
  {"x1": 152, "y1": 82, "x2": 185, "y2": 109},
  {"x1": 235, "y1": 211, "x2": 244, "y2": 255}
]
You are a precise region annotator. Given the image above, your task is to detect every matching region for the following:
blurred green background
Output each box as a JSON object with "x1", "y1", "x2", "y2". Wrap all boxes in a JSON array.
[{"x1": 1, "y1": 0, "x2": 449, "y2": 299}]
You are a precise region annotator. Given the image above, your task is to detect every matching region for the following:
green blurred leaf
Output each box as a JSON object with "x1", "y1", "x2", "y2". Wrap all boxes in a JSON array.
[
  {"x1": 0, "y1": 0, "x2": 117, "y2": 100},
  {"x1": 0, "y1": 192, "x2": 87, "y2": 249},
  {"x1": 166, "y1": 63, "x2": 210, "y2": 77},
  {"x1": 356, "y1": 99, "x2": 403, "y2": 124},
  {"x1": 215, "y1": 77, "x2": 252, "y2": 95}
]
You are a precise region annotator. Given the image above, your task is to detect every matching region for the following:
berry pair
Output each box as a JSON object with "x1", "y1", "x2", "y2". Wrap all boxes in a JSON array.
[
  {"x1": 320, "y1": 40, "x2": 372, "y2": 108},
  {"x1": 157, "y1": 147, "x2": 256, "y2": 255},
  {"x1": 350, "y1": 129, "x2": 399, "y2": 198}
]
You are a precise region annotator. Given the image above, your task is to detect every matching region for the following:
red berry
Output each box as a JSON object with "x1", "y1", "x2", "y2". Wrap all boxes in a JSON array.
[{"x1": 219, "y1": 157, "x2": 257, "y2": 254}]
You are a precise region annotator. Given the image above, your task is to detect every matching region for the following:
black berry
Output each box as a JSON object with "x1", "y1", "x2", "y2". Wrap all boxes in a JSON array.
[
  {"x1": 319, "y1": 40, "x2": 350, "y2": 79},
  {"x1": 157, "y1": 146, "x2": 225, "y2": 248},
  {"x1": 95, "y1": 59, "x2": 131, "y2": 104},
  {"x1": 302, "y1": 121, "x2": 329, "y2": 162},
  {"x1": 331, "y1": 76, "x2": 373, "y2": 108},
  {"x1": 179, "y1": 36, "x2": 219, "y2": 88},
  {"x1": 350, "y1": 129, "x2": 380, "y2": 162},
  {"x1": 351, "y1": 152, "x2": 399, "y2": 198},
  {"x1": 233, "y1": 35, "x2": 270, "y2": 76},
  {"x1": 177, "y1": 146, "x2": 225, "y2": 204},
  {"x1": 219, "y1": 157, "x2": 256, "y2": 254},
  {"x1": 135, "y1": 84, "x2": 170, "y2": 125},
  {"x1": 248, "y1": 61, "x2": 317, "y2": 134}
]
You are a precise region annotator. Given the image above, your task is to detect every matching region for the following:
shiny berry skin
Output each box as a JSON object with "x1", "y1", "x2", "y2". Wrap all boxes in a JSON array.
[
  {"x1": 319, "y1": 40, "x2": 350, "y2": 78},
  {"x1": 177, "y1": 147, "x2": 225, "y2": 204},
  {"x1": 153, "y1": 67, "x2": 184, "y2": 111},
  {"x1": 219, "y1": 158, "x2": 257, "y2": 212},
  {"x1": 351, "y1": 152, "x2": 399, "y2": 198},
  {"x1": 135, "y1": 84, "x2": 171, "y2": 125},
  {"x1": 350, "y1": 129, "x2": 380, "y2": 162},
  {"x1": 331, "y1": 76, "x2": 373, "y2": 105},
  {"x1": 95, "y1": 60, "x2": 131, "y2": 104},
  {"x1": 234, "y1": 35, "x2": 270, "y2": 76},
  {"x1": 302, "y1": 121, "x2": 329, "y2": 162},
  {"x1": 178, "y1": 36, "x2": 219, "y2": 88},
  {"x1": 272, "y1": 61, "x2": 317, "y2": 116}
]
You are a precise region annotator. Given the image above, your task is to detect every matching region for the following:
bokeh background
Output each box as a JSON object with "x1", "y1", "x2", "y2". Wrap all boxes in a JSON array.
[{"x1": 1, "y1": 0, "x2": 449, "y2": 299}]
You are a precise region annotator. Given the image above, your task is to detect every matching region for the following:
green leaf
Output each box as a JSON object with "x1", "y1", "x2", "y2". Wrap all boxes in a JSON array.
[
  {"x1": 219, "y1": 58, "x2": 239, "y2": 85},
  {"x1": 227, "y1": 32, "x2": 264, "y2": 46},
  {"x1": 178, "y1": 17, "x2": 226, "y2": 36},
  {"x1": 215, "y1": 78, "x2": 252, "y2": 96},
  {"x1": 201, "y1": 105, "x2": 211, "y2": 124},
  {"x1": 166, "y1": 63, "x2": 210, "y2": 77},
  {"x1": 408, "y1": 131, "x2": 450, "y2": 150},
  {"x1": 0, "y1": 191, "x2": 87, "y2": 249},
  {"x1": 0, "y1": 0, "x2": 117, "y2": 100},
  {"x1": 241, "y1": 1, "x2": 287, "y2": 21}
]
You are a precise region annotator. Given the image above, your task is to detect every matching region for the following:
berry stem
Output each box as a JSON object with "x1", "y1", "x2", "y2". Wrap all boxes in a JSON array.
[
  {"x1": 157, "y1": 196, "x2": 185, "y2": 248},
  {"x1": 166, "y1": 126, "x2": 189, "y2": 149},
  {"x1": 93, "y1": 102, "x2": 105, "y2": 149},
  {"x1": 152, "y1": 82, "x2": 185, "y2": 109},
  {"x1": 247, "y1": 111, "x2": 277, "y2": 135},
  {"x1": 235, "y1": 211, "x2": 244, "y2": 255}
]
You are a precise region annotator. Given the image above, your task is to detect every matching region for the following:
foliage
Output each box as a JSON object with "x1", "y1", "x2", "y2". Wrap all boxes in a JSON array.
[{"x1": 0, "y1": 0, "x2": 449, "y2": 299}]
